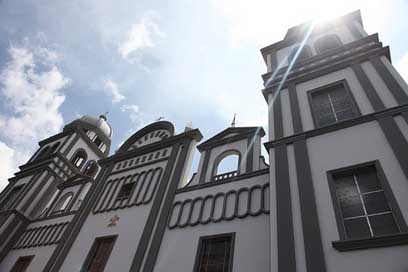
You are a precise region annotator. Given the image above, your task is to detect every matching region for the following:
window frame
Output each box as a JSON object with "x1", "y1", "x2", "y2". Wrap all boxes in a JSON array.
[
  {"x1": 193, "y1": 232, "x2": 235, "y2": 272},
  {"x1": 327, "y1": 160, "x2": 408, "y2": 242},
  {"x1": 10, "y1": 255, "x2": 35, "y2": 272},
  {"x1": 212, "y1": 149, "x2": 241, "y2": 179},
  {"x1": 116, "y1": 182, "x2": 135, "y2": 200},
  {"x1": 314, "y1": 34, "x2": 343, "y2": 54},
  {"x1": 71, "y1": 149, "x2": 88, "y2": 169},
  {"x1": 82, "y1": 235, "x2": 118, "y2": 272},
  {"x1": 51, "y1": 192, "x2": 74, "y2": 215},
  {"x1": 307, "y1": 79, "x2": 361, "y2": 128}
]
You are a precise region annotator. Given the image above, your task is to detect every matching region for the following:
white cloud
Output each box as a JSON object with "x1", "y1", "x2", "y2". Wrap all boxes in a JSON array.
[
  {"x1": 103, "y1": 79, "x2": 125, "y2": 103},
  {"x1": 118, "y1": 11, "x2": 164, "y2": 62},
  {"x1": 0, "y1": 41, "x2": 70, "y2": 187},
  {"x1": 0, "y1": 142, "x2": 15, "y2": 190},
  {"x1": 397, "y1": 52, "x2": 408, "y2": 82},
  {"x1": 121, "y1": 104, "x2": 143, "y2": 125}
]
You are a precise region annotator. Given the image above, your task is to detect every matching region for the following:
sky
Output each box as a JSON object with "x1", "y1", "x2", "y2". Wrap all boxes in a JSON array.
[{"x1": 0, "y1": 0, "x2": 407, "y2": 190}]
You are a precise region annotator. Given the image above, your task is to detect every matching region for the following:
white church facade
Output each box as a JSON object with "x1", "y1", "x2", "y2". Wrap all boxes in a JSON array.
[{"x1": 1, "y1": 10, "x2": 408, "y2": 272}]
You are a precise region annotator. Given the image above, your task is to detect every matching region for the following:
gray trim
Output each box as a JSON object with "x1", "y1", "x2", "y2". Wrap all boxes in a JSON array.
[
  {"x1": 246, "y1": 136, "x2": 254, "y2": 172},
  {"x1": 370, "y1": 56, "x2": 408, "y2": 104},
  {"x1": 275, "y1": 144, "x2": 296, "y2": 272},
  {"x1": 352, "y1": 63, "x2": 385, "y2": 111},
  {"x1": 332, "y1": 232, "x2": 408, "y2": 251},
  {"x1": 168, "y1": 183, "x2": 269, "y2": 229},
  {"x1": 193, "y1": 232, "x2": 235, "y2": 272},
  {"x1": 129, "y1": 144, "x2": 179, "y2": 271},
  {"x1": 263, "y1": 45, "x2": 390, "y2": 98},
  {"x1": 62, "y1": 134, "x2": 79, "y2": 156},
  {"x1": 21, "y1": 172, "x2": 52, "y2": 212},
  {"x1": 307, "y1": 79, "x2": 361, "y2": 129},
  {"x1": 199, "y1": 149, "x2": 211, "y2": 184},
  {"x1": 288, "y1": 83, "x2": 303, "y2": 133},
  {"x1": 377, "y1": 116, "x2": 408, "y2": 180},
  {"x1": 92, "y1": 167, "x2": 163, "y2": 213},
  {"x1": 293, "y1": 139, "x2": 326, "y2": 272},
  {"x1": 274, "y1": 92, "x2": 284, "y2": 139},
  {"x1": 42, "y1": 165, "x2": 113, "y2": 272},
  {"x1": 13, "y1": 222, "x2": 69, "y2": 249},
  {"x1": 265, "y1": 104, "x2": 408, "y2": 148},
  {"x1": 327, "y1": 160, "x2": 408, "y2": 242},
  {"x1": 143, "y1": 140, "x2": 192, "y2": 272}
]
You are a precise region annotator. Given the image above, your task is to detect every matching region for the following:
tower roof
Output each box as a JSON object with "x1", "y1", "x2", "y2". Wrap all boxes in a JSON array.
[{"x1": 65, "y1": 114, "x2": 113, "y2": 139}]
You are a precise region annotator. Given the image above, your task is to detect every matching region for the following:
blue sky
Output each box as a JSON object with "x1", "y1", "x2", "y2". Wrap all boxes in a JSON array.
[{"x1": 0, "y1": 0, "x2": 407, "y2": 189}]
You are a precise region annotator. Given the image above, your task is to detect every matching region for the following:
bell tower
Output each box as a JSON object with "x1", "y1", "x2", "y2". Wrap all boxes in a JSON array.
[
  {"x1": 262, "y1": 10, "x2": 408, "y2": 272},
  {"x1": 0, "y1": 114, "x2": 112, "y2": 262}
]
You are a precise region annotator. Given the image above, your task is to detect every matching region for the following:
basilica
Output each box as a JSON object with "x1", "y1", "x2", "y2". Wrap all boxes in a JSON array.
[{"x1": 1, "y1": 10, "x2": 408, "y2": 272}]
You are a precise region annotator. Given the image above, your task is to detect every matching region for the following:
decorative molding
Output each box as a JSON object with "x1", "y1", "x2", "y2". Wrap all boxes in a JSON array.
[
  {"x1": 264, "y1": 104, "x2": 408, "y2": 149},
  {"x1": 12, "y1": 222, "x2": 69, "y2": 249},
  {"x1": 92, "y1": 167, "x2": 163, "y2": 214},
  {"x1": 176, "y1": 169, "x2": 269, "y2": 194},
  {"x1": 332, "y1": 232, "x2": 408, "y2": 251},
  {"x1": 168, "y1": 183, "x2": 270, "y2": 229}
]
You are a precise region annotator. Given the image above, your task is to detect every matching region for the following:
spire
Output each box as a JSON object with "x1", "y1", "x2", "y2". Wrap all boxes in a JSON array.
[
  {"x1": 231, "y1": 113, "x2": 236, "y2": 127},
  {"x1": 156, "y1": 116, "x2": 164, "y2": 122}
]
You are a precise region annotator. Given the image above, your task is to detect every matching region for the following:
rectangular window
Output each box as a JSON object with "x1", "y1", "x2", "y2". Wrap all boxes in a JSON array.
[
  {"x1": 1, "y1": 185, "x2": 24, "y2": 211},
  {"x1": 10, "y1": 255, "x2": 34, "y2": 272},
  {"x1": 116, "y1": 183, "x2": 135, "y2": 200},
  {"x1": 194, "y1": 233, "x2": 235, "y2": 272},
  {"x1": 328, "y1": 161, "x2": 406, "y2": 240},
  {"x1": 82, "y1": 235, "x2": 117, "y2": 272},
  {"x1": 308, "y1": 81, "x2": 359, "y2": 128}
]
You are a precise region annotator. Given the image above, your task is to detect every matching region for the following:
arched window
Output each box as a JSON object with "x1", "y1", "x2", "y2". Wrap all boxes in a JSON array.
[
  {"x1": 52, "y1": 192, "x2": 74, "y2": 214},
  {"x1": 288, "y1": 45, "x2": 311, "y2": 64},
  {"x1": 36, "y1": 146, "x2": 50, "y2": 160},
  {"x1": 49, "y1": 142, "x2": 60, "y2": 154},
  {"x1": 84, "y1": 160, "x2": 99, "y2": 178},
  {"x1": 315, "y1": 34, "x2": 342, "y2": 54},
  {"x1": 71, "y1": 149, "x2": 87, "y2": 168},
  {"x1": 212, "y1": 150, "x2": 241, "y2": 181}
]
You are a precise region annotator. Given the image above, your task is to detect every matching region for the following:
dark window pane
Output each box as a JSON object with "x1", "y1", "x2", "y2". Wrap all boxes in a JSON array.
[
  {"x1": 356, "y1": 167, "x2": 381, "y2": 193},
  {"x1": 334, "y1": 175, "x2": 358, "y2": 199},
  {"x1": 344, "y1": 217, "x2": 371, "y2": 239},
  {"x1": 369, "y1": 213, "x2": 399, "y2": 236},
  {"x1": 117, "y1": 183, "x2": 134, "y2": 199},
  {"x1": 338, "y1": 195, "x2": 364, "y2": 218},
  {"x1": 363, "y1": 192, "x2": 391, "y2": 214},
  {"x1": 316, "y1": 35, "x2": 342, "y2": 53},
  {"x1": 197, "y1": 236, "x2": 232, "y2": 272}
]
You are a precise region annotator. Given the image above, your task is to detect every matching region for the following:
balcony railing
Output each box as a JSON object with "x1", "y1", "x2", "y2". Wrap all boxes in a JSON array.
[{"x1": 212, "y1": 170, "x2": 239, "y2": 181}]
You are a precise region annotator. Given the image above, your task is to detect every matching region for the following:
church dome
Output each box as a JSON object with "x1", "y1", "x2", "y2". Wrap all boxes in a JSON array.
[{"x1": 79, "y1": 114, "x2": 112, "y2": 139}]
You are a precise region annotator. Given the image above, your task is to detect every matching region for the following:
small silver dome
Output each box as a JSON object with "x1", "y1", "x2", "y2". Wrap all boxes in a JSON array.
[{"x1": 79, "y1": 114, "x2": 112, "y2": 139}]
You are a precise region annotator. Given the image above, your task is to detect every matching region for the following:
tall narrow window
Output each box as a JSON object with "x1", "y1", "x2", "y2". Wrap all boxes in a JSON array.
[
  {"x1": 1, "y1": 185, "x2": 23, "y2": 210},
  {"x1": 83, "y1": 236, "x2": 117, "y2": 272},
  {"x1": 328, "y1": 162, "x2": 405, "y2": 240},
  {"x1": 309, "y1": 81, "x2": 359, "y2": 128},
  {"x1": 71, "y1": 150, "x2": 87, "y2": 168},
  {"x1": 194, "y1": 233, "x2": 235, "y2": 272},
  {"x1": 10, "y1": 255, "x2": 34, "y2": 272}
]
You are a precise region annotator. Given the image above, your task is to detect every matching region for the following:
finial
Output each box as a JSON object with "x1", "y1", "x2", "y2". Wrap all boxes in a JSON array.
[
  {"x1": 231, "y1": 113, "x2": 236, "y2": 127},
  {"x1": 100, "y1": 111, "x2": 108, "y2": 121},
  {"x1": 156, "y1": 116, "x2": 164, "y2": 122},
  {"x1": 185, "y1": 121, "x2": 193, "y2": 132}
]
